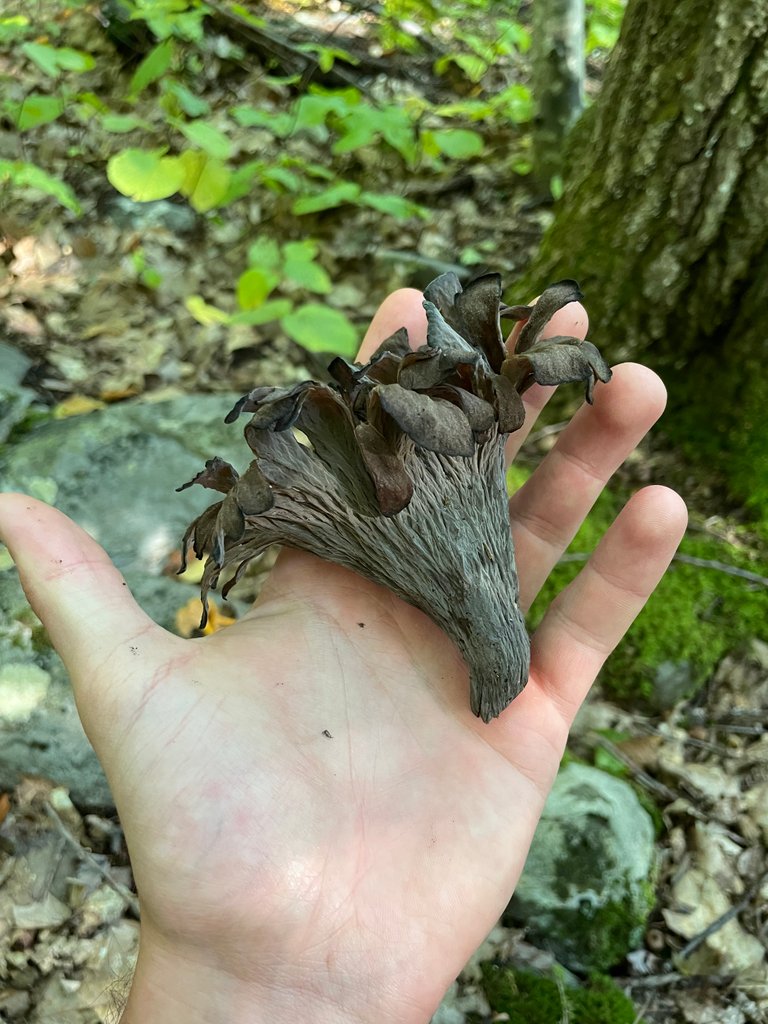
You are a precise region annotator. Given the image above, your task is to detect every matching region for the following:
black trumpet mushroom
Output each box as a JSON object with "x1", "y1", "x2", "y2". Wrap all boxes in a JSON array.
[{"x1": 178, "y1": 273, "x2": 611, "y2": 722}]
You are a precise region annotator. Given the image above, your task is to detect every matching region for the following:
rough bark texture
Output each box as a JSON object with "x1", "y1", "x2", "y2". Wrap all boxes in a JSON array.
[{"x1": 520, "y1": 0, "x2": 768, "y2": 507}]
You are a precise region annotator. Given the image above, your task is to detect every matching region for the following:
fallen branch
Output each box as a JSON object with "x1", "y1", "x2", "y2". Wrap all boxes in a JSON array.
[
  {"x1": 558, "y1": 551, "x2": 768, "y2": 588},
  {"x1": 44, "y1": 802, "x2": 140, "y2": 918}
]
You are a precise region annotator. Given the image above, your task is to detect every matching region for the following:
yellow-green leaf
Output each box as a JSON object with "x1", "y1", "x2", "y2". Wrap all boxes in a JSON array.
[
  {"x1": 236, "y1": 268, "x2": 277, "y2": 310},
  {"x1": 185, "y1": 295, "x2": 231, "y2": 326},
  {"x1": 107, "y1": 149, "x2": 186, "y2": 202},
  {"x1": 281, "y1": 304, "x2": 358, "y2": 356}
]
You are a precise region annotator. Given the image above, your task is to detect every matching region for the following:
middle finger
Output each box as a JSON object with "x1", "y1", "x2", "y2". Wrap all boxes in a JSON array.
[{"x1": 508, "y1": 362, "x2": 667, "y2": 611}]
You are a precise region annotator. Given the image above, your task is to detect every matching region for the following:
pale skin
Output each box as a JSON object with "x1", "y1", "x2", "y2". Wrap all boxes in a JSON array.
[{"x1": 0, "y1": 288, "x2": 687, "y2": 1023}]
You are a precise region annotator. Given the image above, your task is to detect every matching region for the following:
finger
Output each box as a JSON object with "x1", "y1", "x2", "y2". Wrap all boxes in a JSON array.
[
  {"x1": 510, "y1": 363, "x2": 667, "y2": 610},
  {"x1": 359, "y1": 287, "x2": 428, "y2": 360},
  {"x1": 528, "y1": 485, "x2": 688, "y2": 724},
  {"x1": 504, "y1": 297, "x2": 589, "y2": 464},
  {"x1": 0, "y1": 493, "x2": 161, "y2": 679}
]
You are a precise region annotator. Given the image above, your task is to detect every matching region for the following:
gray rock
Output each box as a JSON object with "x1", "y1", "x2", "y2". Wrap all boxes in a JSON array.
[
  {"x1": 507, "y1": 762, "x2": 656, "y2": 973},
  {"x1": 0, "y1": 394, "x2": 247, "y2": 808},
  {"x1": 0, "y1": 341, "x2": 35, "y2": 444}
]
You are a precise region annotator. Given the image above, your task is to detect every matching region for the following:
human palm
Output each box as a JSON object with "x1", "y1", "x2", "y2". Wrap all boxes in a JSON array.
[{"x1": 0, "y1": 288, "x2": 686, "y2": 1023}]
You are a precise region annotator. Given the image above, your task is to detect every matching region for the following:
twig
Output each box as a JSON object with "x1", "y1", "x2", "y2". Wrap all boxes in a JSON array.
[
  {"x1": 44, "y1": 802, "x2": 140, "y2": 918},
  {"x1": 673, "y1": 553, "x2": 768, "y2": 588},
  {"x1": 675, "y1": 872, "x2": 768, "y2": 963},
  {"x1": 557, "y1": 551, "x2": 768, "y2": 588},
  {"x1": 593, "y1": 737, "x2": 680, "y2": 803}
]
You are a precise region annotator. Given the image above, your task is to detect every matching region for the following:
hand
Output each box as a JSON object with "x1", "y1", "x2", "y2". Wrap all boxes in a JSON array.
[{"x1": 0, "y1": 288, "x2": 686, "y2": 1024}]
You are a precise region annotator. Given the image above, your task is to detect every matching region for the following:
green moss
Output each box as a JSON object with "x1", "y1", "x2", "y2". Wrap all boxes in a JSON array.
[
  {"x1": 481, "y1": 966, "x2": 642, "y2": 1024},
  {"x1": 523, "y1": 478, "x2": 768, "y2": 704}
]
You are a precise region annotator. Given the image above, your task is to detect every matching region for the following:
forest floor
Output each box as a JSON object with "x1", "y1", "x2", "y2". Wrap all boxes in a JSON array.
[{"x1": 0, "y1": 1, "x2": 766, "y2": 1022}]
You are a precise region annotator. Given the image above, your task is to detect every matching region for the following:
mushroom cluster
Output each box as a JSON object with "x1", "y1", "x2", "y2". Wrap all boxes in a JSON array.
[{"x1": 178, "y1": 273, "x2": 611, "y2": 721}]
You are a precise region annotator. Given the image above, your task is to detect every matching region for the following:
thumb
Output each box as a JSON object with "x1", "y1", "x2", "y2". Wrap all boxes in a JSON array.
[{"x1": 0, "y1": 493, "x2": 162, "y2": 682}]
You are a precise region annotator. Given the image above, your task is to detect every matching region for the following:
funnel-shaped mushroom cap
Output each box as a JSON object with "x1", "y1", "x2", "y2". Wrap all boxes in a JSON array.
[{"x1": 178, "y1": 273, "x2": 610, "y2": 721}]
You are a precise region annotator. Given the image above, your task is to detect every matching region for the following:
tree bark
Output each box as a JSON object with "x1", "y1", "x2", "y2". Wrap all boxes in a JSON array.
[
  {"x1": 521, "y1": 0, "x2": 768, "y2": 507},
  {"x1": 531, "y1": 0, "x2": 585, "y2": 188}
]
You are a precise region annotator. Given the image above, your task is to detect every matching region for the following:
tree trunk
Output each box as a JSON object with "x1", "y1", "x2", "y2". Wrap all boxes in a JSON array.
[
  {"x1": 520, "y1": 0, "x2": 768, "y2": 508},
  {"x1": 531, "y1": 0, "x2": 585, "y2": 188}
]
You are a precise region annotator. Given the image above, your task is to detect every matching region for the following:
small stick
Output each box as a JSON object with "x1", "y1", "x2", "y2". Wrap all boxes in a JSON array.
[{"x1": 44, "y1": 802, "x2": 140, "y2": 918}]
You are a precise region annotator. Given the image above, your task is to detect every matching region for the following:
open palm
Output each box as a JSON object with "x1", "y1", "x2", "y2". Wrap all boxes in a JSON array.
[{"x1": 0, "y1": 288, "x2": 686, "y2": 1024}]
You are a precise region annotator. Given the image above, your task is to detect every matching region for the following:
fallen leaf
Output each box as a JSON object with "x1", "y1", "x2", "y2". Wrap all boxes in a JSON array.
[
  {"x1": 175, "y1": 595, "x2": 236, "y2": 637},
  {"x1": 53, "y1": 395, "x2": 107, "y2": 418}
]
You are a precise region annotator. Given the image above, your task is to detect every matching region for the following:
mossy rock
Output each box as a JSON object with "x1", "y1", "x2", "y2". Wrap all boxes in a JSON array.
[
  {"x1": 508, "y1": 465, "x2": 768, "y2": 706},
  {"x1": 481, "y1": 965, "x2": 641, "y2": 1024},
  {"x1": 507, "y1": 762, "x2": 655, "y2": 972}
]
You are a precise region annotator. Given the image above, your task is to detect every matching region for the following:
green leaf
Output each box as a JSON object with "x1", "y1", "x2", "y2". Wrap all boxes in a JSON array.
[
  {"x1": 14, "y1": 95, "x2": 64, "y2": 131},
  {"x1": 230, "y1": 299, "x2": 293, "y2": 326},
  {"x1": 185, "y1": 295, "x2": 231, "y2": 326},
  {"x1": 429, "y1": 128, "x2": 484, "y2": 159},
  {"x1": 223, "y1": 160, "x2": 263, "y2": 204},
  {"x1": 22, "y1": 42, "x2": 95, "y2": 76},
  {"x1": 246, "y1": 236, "x2": 281, "y2": 272},
  {"x1": 107, "y1": 148, "x2": 186, "y2": 202},
  {"x1": 236, "y1": 268, "x2": 277, "y2": 310},
  {"x1": 259, "y1": 165, "x2": 301, "y2": 192},
  {"x1": 0, "y1": 16, "x2": 29, "y2": 44},
  {"x1": 281, "y1": 304, "x2": 358, "y2": 356},
  {"x1": 177, "y1": 120, "x2": 232, "y2": 161},
  {"x1": 100, "y1": 113, "x2": 147, "y2": 133},
  {"x1": 231, "y1": 105, "x2": 293, "y2": 137},
  {"x1": 0, "y1": 159, "x2": 81, "y2": 213},
  {"x1": 358, "y1": 192, "x2": 427, "y2": 219},
  {"x1": 164, "y1": 80, "x2": 210, "y2": 117},
  {"x1": 283, "y1": 241, "x2": 332, "y2": 294},
  {"x1": 292, "y1": 182, "x2": 360, "y2": 215},
  {"x1": 178, "y1": 151, "x2": 231, "y2": 212},
  {"x1": 129, "y1": 39, "x2": 174, "y2": 98},
  {"x1": 497, "y1": 84, "x2": 534, "y2": 123}
]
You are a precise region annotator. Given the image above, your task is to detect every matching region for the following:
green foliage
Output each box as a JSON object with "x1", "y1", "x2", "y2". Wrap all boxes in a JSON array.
[
  {"x1": 481, "y1": 966, "x2": 641, "y2": 1024},
  {"x1": 184, "y1": 236, "x2": 358, "y2": 356},
  {"x1": 22, "y1": 41, "x2": 94, "y2": 76},
  {"x1": 586, "y1": 0, "x2": 626, "y2": 53},
  {"x1": 0, "y1": 160, "x2": 81, "y2": 213}
]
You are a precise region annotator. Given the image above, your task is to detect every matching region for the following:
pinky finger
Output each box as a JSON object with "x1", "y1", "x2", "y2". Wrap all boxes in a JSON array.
[{"x1": 528, "y1": 485, "x2": 688, "y2": 725}]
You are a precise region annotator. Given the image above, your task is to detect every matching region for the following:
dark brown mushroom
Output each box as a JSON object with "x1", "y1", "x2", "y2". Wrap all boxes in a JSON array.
[{"x1": 177, "y1": 273, "x2": 611, "y2": 722}]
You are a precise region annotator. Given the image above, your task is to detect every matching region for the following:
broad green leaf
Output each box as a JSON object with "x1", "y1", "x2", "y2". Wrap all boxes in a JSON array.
[
  {"x1": 292, "y1": 182, "x2": 360, "y2": 215},
  {"x1": 236, "y1": 268, "x2": 277, "y2": 310},
  {"x1": 0, "y1": 16, "x2": 29, "y2": 43},
  {"x1": 0, "y1": 159, "x2": 81, "y2": 213},
  {"x1": 259, "y1": 165, "x2": 301, "y2": 192},
  {"x1": 129, "y1": 39, "x2": 174, "y2": 98},
  {"x1": 429, "y1": 128, "x2": 484, "y2": 159},
  {"x1": 378, "y1": 107, "x2": 418, "y2": 163},
  {"x1": 282, "y1": 304, "x2": 358, "y2": 356},
  {"x1": 178, "y1": 151, "x2": 231, "y2": 211},
  {"x1": 246, "y1": 236, "x2": 281, "y2": 272},
  {"x1": 14, "y1": 95, "x2": 64, "y2": 131},
  {"x1": 100, "y1": 114, "x2": 147, "y2": 133},
  {"x1": 107, "y1": 148, "x2": 186, "y2": 202},
  {"x1": 185, "y1": 295, "x2": 231, "y2": 326},
  {"x1": 178, "y1": 120, "x2": 232, "y2": 160},
  {"x1": 231, "y1": 105, "x2": 293, "y2": 137},
  {"x1": 283, "y1": 241, "x2": 331, "y2": 294},
  {"x1": 22, "y1": 42, "x2": 95, "y2": 76},
  {"x1": 230, "y1": 299, "x2": 292, "y2": 326},
  {"x1": 358, "y1": 192, "x2": 427, "y2": 219},
  {"x1": 164, "y1": 80, "x2": 210, "y2": 117},
  {"x1": 497, "y1": 84, "x2": 534, "y2": 123}
]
